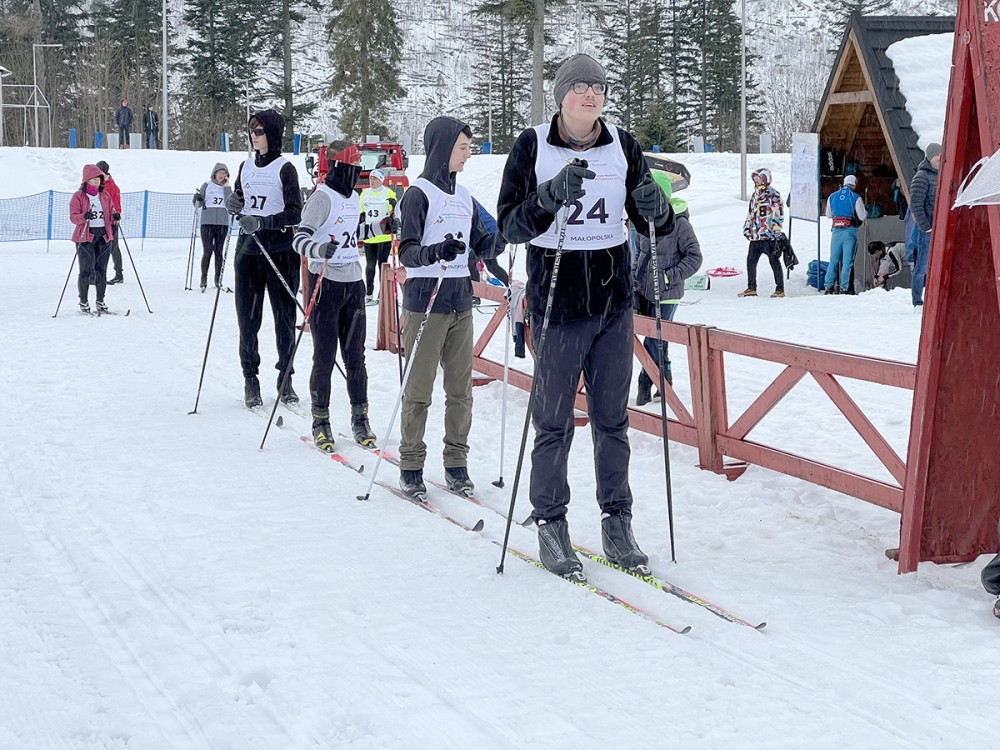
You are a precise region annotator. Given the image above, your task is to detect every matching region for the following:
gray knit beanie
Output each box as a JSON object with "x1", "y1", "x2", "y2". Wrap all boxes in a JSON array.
[
  {"x1": 925, "y1": 142, "x2": 942, "y2": 160},
  {"x1": 553, "y1": 54, "x2": 608, "y2": 108}
]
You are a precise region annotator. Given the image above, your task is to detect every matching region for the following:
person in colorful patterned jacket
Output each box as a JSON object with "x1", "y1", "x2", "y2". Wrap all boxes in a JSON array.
[
  {"x1": 738, "y1": 167, "x2": 785, "y2": 298},
  {"x1": 68, "y1": 164, "x2": 116, "y2": 314}
]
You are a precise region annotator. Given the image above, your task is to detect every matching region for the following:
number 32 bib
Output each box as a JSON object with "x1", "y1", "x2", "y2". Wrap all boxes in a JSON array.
[{"x1": 532, "y1": 122, "x2": 628, "y2": 250}]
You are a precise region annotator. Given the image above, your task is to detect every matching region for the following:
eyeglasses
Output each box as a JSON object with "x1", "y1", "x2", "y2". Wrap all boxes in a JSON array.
[
  {"x1": 571, "y1": 81, "x2": 607, "y2": 95},
  {"x1": 250, "y1": 127, "x2": 266, "y2": 136}
]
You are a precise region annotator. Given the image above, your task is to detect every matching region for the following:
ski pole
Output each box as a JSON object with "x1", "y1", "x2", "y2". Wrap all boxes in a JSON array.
[
  {"x1": 260, "y1": 255, "x2": 333, "y2": 450},
  {"x1": 185, "y1": 206, "x2": 198, "y2": 290},
  {"x1": 391, "y1": 235, "x2": 404, "y2": 383},
  {"x1": 356, "y1": 236, "x2": 461, "y2": 501},
  {"x1": 493, "y1": 244, "x2": 518, "y2": 489},
  {"x1": 52, "y1": 250, "x2": 79, "y2": 318},
  {"x1": 188, "y1": 223, "x2": 235, "y2": 414},
  {"x1": 647, "y1": 208, "x2": 677, "y2": 563},
  {"x1": 117, "y1": 227, "x2": 153, "y2": 313},
  {"x1": 250, "y1": 233, "x2": 307, "y2": 315},
  {"x1": 497, "y1": 207, "x2": 573, "y2": 574}
]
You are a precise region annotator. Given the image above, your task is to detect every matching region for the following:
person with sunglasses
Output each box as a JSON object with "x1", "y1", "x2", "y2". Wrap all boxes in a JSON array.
[
  {"x1": 291, "y1": 141, "x2": 376, "y2": 451},
  {"x1": 497, "y1": 53, "x2": 673, "y2": 580},
  {"x1": 224, "y1": 109, "x2": 303, "y2": 409}
]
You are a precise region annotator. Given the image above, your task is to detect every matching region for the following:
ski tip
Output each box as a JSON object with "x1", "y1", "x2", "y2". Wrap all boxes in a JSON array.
[
  {"x1": 472, "y1": 519, "x2": 485, "y2": 532},
  {"x1": 677, "y1": 625, "x2": 693, "y2": 635},
  {"x1": 357, "y1": 464, "x2": 365, "y2": 474},
  {"x1": 276, "y1": 416, "x2": 284, "y2": 427},
  {"x1": 754, "y1": 622, "x2": 768, "y2": 631}
]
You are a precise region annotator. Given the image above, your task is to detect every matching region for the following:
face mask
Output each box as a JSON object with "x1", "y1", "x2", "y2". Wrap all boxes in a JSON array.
[
  {"x1": 85, "y1": 184, "x2": 99, "y2": 196},
  {"x1": 325, "y1": 161, "x2": 362, "y2": 194}
]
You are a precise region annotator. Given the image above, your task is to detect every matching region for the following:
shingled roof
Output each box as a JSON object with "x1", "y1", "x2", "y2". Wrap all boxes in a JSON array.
[{"x1": 813, "y1": 13, "x2": 955, "y2": 200}]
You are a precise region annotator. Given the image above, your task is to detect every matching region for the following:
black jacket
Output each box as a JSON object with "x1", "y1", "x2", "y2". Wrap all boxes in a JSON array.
[
  {"x1": 143, "y1": 108, "x2": 158, "y2": 132},
  {"x1": 497, "y1": 114, "x2": 673, "y2": 324},
  {"x1": 233, "y1": 109, "x2": 302, "y2": 255},
  {"x1": 398, "y1": 116, "x2": 504, "y2": 314}
]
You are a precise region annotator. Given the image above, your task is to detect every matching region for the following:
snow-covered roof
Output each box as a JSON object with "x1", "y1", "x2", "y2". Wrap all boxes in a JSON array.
[{"x1": 885, "y1": 33, "x2": 953, "y2": 151}]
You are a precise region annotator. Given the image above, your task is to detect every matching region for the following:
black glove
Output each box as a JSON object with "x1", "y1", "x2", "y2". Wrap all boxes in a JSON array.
[
  {"x1": 193, "y1": 192, "x2": 204, "y2": 208},
  {"x1": 537, "y1": 160, "x2": 596, "y2": 213},
  {"x1": 631, "y1": 176, "x2": 669, "y2": 222},
  {"x1": 390, "y1": 217, "x2": 401, "y2": 233},
  {"x1": 238, "y1": 214, "x2": 263, "y2": 234},
  {"x1": 429, "y1": 237, "x2": 465, "y2": 263},
  {"x1": 112, "y1": 212, "x2": 121, "y2": 222},
  {"x1": 225, "y1": 192, "x2": 244, "y2": 213},
  {"x1": 84, "y1": 210, "x2": 97, "y2": 220}
]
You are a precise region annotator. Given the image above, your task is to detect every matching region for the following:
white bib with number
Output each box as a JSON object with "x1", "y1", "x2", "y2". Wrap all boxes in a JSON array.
[
  {"x1": 204, "y1": 182, "x2": 227, "y2": 208},
  {"x1": 240, "y1": 155, "x2": 287, "y2": 217},
  {"x1": 360, "y1": 186, "x2": 392, "y2": 223},
  {"x1": 404, "y1": 178, "x2": 472, "y2": 279},
  {"x1": 532, "y1": 122, "x2": 628, "y2": 250},
  {"x1": 88, "y1": 193, "x2": 105, "y2": 229},
  {"x1": 309, "y1": 184, "x2": 361, "y2": 267}
]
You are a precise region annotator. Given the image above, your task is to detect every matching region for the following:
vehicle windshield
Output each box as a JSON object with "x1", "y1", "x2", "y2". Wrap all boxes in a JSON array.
[{"x1": 360, "y1": 152, "x2": 386, "y2": 171}]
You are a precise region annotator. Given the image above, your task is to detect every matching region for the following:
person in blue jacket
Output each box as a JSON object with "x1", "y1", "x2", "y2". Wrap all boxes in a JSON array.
[{"x1": 823, "y1": 174, "x2": 867, "y2": 294}]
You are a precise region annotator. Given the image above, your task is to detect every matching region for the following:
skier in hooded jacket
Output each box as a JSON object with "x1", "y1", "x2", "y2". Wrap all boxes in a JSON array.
[
  {"x1": 69, "y1": 164, "x2": 116, "y2": 314},
  {"x1": 497, "y1": 53, "x2": 673, "y2": 579},
  {"x1": 193, "y1": 163, "x2": 233, "y2": 290},
  {"x1": 225, "y1": 109, "x2": 303, "y2": 409},
  {"x1": 291, "y1": 140, "x2": 377, "y2": 452},
  {"x1": 395, "y1": 116, "x2": 505, "y2": 500}
]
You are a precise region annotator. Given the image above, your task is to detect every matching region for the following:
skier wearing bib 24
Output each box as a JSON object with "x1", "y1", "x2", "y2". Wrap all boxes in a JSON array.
[
  {"x1": 396, "y1": 116, "x2": 505, "y2": 500},
  {"x1": 497, "y1": 53, "x2": 673, "y2": 578},
  {"x1": 291, "y1": 141, "x2": 376, "y2": 451},
  {"x1": 225, "y1": 109, "x2": 303, "y2": 409}
]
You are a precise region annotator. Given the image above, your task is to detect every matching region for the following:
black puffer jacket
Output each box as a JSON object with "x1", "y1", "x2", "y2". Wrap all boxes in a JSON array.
[
  {"x1": 233, "y1": 108, "x2": 302, "y2": 255},
  {"x1": 634, "y1": 214, "x2": 702, "y2": 304}
]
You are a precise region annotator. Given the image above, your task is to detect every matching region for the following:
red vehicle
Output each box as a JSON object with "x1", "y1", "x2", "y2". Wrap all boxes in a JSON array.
[{"x1": 310, "y1": 140, "x2": 409, "y2": 194}]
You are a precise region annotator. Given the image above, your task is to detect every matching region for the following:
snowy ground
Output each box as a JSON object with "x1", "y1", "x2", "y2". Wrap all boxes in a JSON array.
[{"x1": 1, "y1": 146, "x2": 997, "y2": 749}]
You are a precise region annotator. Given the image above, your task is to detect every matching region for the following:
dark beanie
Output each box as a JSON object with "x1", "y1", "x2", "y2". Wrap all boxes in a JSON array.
[
  {"x1": 925, "y1": 142, "x2": 942, "y2": 160},
  {"x1": 553, "y1": 54, "x2": 607, "y2": 108},
  {"x1": 96, "y1": 160, "x2": 110, "y2": 174}
]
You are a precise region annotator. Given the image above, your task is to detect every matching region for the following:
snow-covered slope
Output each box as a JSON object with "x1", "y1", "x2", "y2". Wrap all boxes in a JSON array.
[{"x1": 0, "y1": 145, "x2": 995, "y2": 748}]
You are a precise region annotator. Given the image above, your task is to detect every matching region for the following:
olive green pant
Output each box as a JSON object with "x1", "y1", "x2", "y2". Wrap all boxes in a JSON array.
[{"x1": 399, "y1": 309, "x2": 474, "y2": 471}]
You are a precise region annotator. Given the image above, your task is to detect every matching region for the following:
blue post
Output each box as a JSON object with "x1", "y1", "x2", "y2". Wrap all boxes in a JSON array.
[
  {"x1": 652, "y1": 144, "x2": 660, "y2": 153},
  {"x1": 46, "y1": 190, "x2": 54, "y2": 253},
  {"x1": 142, "y1": 190, "x2": 149, "y2": 239},
  {"x1": 705, "y1": 143, "x2": 713, "y2": 153},
  {"x1": 221, "y1": 132, "x2": 228, "y2": 151},
  {"x1": 69, "y1": 128, "x2": 77, "y2": 148},
  {"x1": 95, "y1": 131, "x2": 104, "y2": 148},
  {"x1": 482, "y1": 141, "x2": 492, "y2": 155},
  {"x1": 293, "y1": 133, "x2": 301, "y2": 155}
]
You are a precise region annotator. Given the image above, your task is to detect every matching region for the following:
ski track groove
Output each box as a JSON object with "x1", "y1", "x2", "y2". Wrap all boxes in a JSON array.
[{"x1": 1, "y1": 442, "x2": 306, "y2": 750}]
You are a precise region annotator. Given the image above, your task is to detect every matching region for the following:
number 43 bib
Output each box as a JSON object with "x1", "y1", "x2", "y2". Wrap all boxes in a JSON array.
[{"x1": 532, "y1": 122, "x2": 628, "y2": 250}]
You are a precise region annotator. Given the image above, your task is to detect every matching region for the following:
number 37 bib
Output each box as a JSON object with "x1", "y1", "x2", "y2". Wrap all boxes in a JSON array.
[{"x1": 532, "y1": 123, "x2": 628, "y2": 251}]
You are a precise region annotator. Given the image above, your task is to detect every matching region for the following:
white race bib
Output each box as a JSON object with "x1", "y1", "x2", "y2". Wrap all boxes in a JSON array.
[
  {"x1": 309, "y1": 184, "x2": 362, "y2": 267},
  {"x1": 205, "y1": 182, "x2": 227, "y2": 208},
  {"x1": 88, "y1": 193, "x2": 105, "y2": 229},
  {"x1": 403, "y1": 178, "x2": 472, "y2": 279},
  {"x1": 240, "y1": 156, "x2": 287, "y2": 217}
]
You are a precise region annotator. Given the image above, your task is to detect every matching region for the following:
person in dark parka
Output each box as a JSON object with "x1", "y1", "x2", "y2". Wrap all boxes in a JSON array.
[{"x1": 908, "y1": 142, "x2": 940, "y2": 307}]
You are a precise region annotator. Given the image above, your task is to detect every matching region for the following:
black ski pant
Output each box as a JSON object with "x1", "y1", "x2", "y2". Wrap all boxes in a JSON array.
[
  {"x1": 76, "y1": 233, "x2": 111, "y2": 303},
  {"x1": 983, "y1": 518, "x2": 1000, "y2": 596},
  {"x1": 108, "y1": 224, "x2": 123, "y2": 278},
  {"x1": 200, "y1": 225, "x2": 227, "y2": 286},
  {"x1": 118, "y1": 126, "x2": 129, "y2": 147},
  {"x1": 234, "y1": 246, "x2": 300, "y2": 381},
  {"x1": 363, "y1": 241, "x2": 392, "y2": 296},
  {"x1": 528, "y1": 307, "x2": 634, "y2": 522},
  {"x1": 746, "y1": 239, "x2": 783, "y2": 293},
  {"x1": 308, "y1": 275, "x2": 368, "y2": 414}
]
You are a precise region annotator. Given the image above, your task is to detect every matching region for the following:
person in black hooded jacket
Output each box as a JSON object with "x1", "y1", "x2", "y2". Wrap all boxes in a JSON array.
[
  {"x1": 395, "y1": 116, "x2": 505, "y2": 500},
  {"x1": 225, "y1": 109, "x2": 303, "y2": 409},
  {"x1": 497, "y1": 53, "x2": 673, "y2": 580}
]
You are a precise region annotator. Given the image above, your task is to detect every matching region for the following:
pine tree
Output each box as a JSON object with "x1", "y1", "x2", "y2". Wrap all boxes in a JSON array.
[
  {"x1": 90, "y1": 0, "x2": 163, "y2": 109},
  {"x1": 326, "y1": 0, "x2": 406, "y2": 140}
]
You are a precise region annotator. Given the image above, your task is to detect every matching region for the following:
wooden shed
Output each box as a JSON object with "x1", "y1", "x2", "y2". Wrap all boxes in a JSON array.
[{"x1": 813, "y1": 14, "x2": 954, "y2": 240}]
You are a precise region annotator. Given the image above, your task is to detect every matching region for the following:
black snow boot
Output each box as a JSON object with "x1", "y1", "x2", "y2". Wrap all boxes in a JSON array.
[
  {"x1": 79, "y1": 300, "x2": 91, "y2": 314},
  {"x1": 244, "y1": 376, "x2": 262, "y2": 409},
  {"x1": 636, "y1": 369, "x2": 653, "y2": 406},
  {"x1": 277, "y1": 375, "x2": 299, "y2": 405},
  {"x1": 537, "y1": 516, "x2": 585, "y2": 579},
  {"x1": 444, "y1": 466, "x2": 474, "y2": 496},
  {"x1": 399, "y1": 469, "x2": 427, "y2": 502},
  {"x1": 601, "y1": 511, "x2": 650, "y2": 572},
  {"x1": 311, "y1": 410, "x2": 335, "y2": 452},
  {"x1": 350, "y1": 404, "x2": 377, "y2": 447},
  {"x1": 200, "y1": 275, "x2": 207, "y2": 291}
]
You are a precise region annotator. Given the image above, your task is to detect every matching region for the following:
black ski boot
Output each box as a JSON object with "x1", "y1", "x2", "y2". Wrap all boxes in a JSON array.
[
  {"x1": 96, "y1": 300, "x2": 109, "y2": 314},
  {"x1": 244, "y1": 376, "x2": 262, "y2": 409},
  {"x1": 200, "y1": 275, "x2": 207, "y2": 292},
  {"x1": 79, "y1": 300, "x2": 91, "y2": 314},
  {"x1": 601, "y1": 511, "x2": 650, "y2": 573},
  {"x1": 107, "y1": 274, "x2": 124, "y2": 285},
  {"x1": 350, "y1": 404, "x2": 377, "y2": 447},
  {"x1": 312, "y1": 410, "x2": 335, "y2": 452},
  {"x1": 399, "y1": 469, "x2": 427, "y2": 502},
  {"x1": 277, "y1": 375, "x2": 299, "y2": 405},
  {"x1": 537, "y1": 516, "x2": 585, "y2": 580},
  {"x1": 636, "y1": 369, "x2": 653, "y2": 406},
  {"x1": 444, "y1": 466, "x2": 475, "y2": 496}
]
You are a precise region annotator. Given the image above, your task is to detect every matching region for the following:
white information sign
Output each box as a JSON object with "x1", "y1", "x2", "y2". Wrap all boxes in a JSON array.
[{"x1": 790, "y1": 132, "x2": 820, "y2": 222}]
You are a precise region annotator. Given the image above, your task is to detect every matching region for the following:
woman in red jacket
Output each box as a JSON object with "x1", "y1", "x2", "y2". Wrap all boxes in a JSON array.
[{"x1": 69, "y1": 164, "x2": 116, "y2": 313}]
